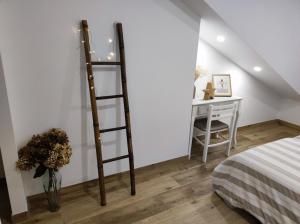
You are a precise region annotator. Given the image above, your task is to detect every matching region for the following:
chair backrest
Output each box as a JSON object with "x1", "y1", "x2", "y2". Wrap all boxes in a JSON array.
[{"x1": 206, "y1": 102, "x2": 238, "y2": 132}]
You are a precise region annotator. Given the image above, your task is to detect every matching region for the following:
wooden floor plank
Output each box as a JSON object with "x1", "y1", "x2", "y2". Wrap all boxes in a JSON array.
[{"x1": 20, "y1": 122, "x2": 300, "y2": 224}]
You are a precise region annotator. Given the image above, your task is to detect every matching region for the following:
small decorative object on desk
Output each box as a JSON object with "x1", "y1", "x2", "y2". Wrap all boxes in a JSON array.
[
  {"x1": 193, "y1": 65, "x2": 209, "y2": 99},
  {"x1": 212, "y1": 74, "x2": 232, "y2": 97},
  {"x1": 16, "y1": 128, "x2": 72, "y2": 212},
  {"x1": 193, "y1": 66, "x2": 201, "y2": 98},
  {"x1": 203, "y1": 82, "x2": 215, "y2": 100}
]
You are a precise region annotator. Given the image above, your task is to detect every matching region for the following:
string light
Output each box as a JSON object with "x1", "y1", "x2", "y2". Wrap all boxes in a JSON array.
[
  {"x1": 91, "y1": 86, "x2": 94, "y2": 90},
  {"x1": 87, "y1": 28, "x2": 105, "y2": 61},
  {"x1": 80, "y1": 27, "x2": 115, "y2": 62}
]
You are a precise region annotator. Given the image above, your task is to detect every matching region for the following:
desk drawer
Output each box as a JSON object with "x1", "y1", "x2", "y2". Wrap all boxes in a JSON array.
[
  {"x1": 192, "y1": 100, "x2": 241, "y2": 117},
  {"x1": 193, "y1": 105, "x2": 208, "y2": 116}
]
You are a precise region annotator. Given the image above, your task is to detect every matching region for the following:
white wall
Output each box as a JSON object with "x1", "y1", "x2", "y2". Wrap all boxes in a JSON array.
[
  {"x1": 278, "y1": 99, "x2": 300, "y2": 126},
  {"x1": 0, "y1": 0, "x2": 200, "y2": 197},
  {"x1": 195, "y1": 39, "x2": 280, "y2": 126},
  {"x1": 0, "y1": 56, "x2": 28, "y2": 215}
]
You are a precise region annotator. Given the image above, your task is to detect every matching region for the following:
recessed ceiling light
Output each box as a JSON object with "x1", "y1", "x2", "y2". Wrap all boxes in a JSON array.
[
  {"x1": 216, "y1": 35, "x2": 225, "y2": 42},
  {"x1": 253, "y1": 66, "x2": 262, "y2": 72}
]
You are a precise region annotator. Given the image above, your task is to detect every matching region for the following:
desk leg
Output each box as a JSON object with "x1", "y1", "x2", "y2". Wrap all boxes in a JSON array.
[{"x1": 188, "y1": 116, "x2": 195, "y2": 160}]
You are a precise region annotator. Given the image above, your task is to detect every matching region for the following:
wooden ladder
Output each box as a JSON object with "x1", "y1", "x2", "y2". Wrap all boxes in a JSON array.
[{"x1": 81, "y1": 20, "x2": 136, "y2": 206}]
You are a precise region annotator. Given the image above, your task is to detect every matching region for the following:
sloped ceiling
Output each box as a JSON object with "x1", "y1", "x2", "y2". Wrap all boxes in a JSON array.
[
  {"x1": 204, "y1": 0, "x2": 300, "y2": 97},
  {"x1": 182, "y1": 0, "x2": 299, "y2": 98}
]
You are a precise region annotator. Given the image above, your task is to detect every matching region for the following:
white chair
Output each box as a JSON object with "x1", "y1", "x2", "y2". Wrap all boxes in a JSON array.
[{"x1": 190, "y1": 102, "x2": 238, "y2": 163}]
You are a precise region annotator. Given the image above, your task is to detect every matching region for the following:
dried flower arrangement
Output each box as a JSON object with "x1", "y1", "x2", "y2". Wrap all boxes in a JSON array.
[{"x1": 16, "y1": 128, "x2": 72, "y2": 178}]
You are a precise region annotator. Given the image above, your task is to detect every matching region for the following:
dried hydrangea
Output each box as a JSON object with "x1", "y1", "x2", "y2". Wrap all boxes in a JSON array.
[
  {"x1": 16, "y1": 157, "x2": 35, "y2": 171},
  {"x1": 43, "y1": 144, "x2": 72, "y2": 169},
  {"x1": 16, "y1": 128, "x2": 72, "y2": 177}
]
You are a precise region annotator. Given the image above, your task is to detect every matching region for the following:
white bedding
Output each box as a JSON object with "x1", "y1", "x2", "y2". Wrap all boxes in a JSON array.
[{"x1": 212, "y1": 137, "x2": 300, "y2": 224}]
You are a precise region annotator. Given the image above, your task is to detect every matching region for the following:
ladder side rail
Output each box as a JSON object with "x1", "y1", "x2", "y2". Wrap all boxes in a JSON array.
[
  {"x1": 116, "y1": 23, "x2": 136, "y2": 195},
  {"x1": 81, "y1": 20, "x2": 107, "y2": 205}
]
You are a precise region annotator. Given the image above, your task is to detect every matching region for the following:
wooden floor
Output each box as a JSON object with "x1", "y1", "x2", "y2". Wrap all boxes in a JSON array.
[{"x1": 20, "y1": 121, "x2": 300, "y2": 224}]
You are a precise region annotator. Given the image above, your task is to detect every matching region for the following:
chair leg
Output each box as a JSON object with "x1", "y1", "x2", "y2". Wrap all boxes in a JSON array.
[
  {"x1": 226, "y1": 129, "x2": 234, "y2": 157},
  {"x1": 226, "y1": 141, "x2": 232, "y2": 157},
  {"x1": 188, "y1": 117, "x2": 196, "y2": 160},
  {"x1": 203, "y1": 133, "x2": 210, "y2": 163},
  {"x1": 188, "y1": 139, "x2": 192, "y2": 160},
  {"x1": 203, "y1": 144, "x2": 208, "y2": 163}
]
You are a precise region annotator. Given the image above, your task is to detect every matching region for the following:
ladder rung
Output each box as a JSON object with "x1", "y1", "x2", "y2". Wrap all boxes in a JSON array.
[
  {"x1": 103, "y1": 155, "x2": 129, "y2": 163},
  {"x1": 91, "y1": 61, "x2": 121, "y2": 65},
  {"x1": 100, "y1": 126, "x2": 126, "y2": 133},
  {"x1": 96, "y1": 94, "x2": 123, "y2": 100}
]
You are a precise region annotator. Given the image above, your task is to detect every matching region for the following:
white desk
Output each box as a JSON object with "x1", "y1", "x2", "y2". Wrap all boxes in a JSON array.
[{"x1": 188, "y1": 96, "x2": 242, "y2": 157}]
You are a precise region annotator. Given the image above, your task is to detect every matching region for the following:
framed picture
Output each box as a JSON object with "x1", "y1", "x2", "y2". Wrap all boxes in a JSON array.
[{"x1": 212, "y1": 74, "x2": 232, "y2": 97}]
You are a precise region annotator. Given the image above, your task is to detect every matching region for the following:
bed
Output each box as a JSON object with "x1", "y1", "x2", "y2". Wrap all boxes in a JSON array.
[{"x1": 212, "y1": 137, "x2": 300, "y2": 224}]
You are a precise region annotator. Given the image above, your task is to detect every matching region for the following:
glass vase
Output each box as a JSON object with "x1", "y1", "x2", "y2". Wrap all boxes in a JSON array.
[{"x1": 42, "y1": 168, "x2": 62, "y2": 212}]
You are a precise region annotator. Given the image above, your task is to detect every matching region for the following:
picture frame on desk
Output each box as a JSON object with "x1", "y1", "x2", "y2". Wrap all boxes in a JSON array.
[{"x1": 212, "y1": 74, "x2": 232, "y2": 97}]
